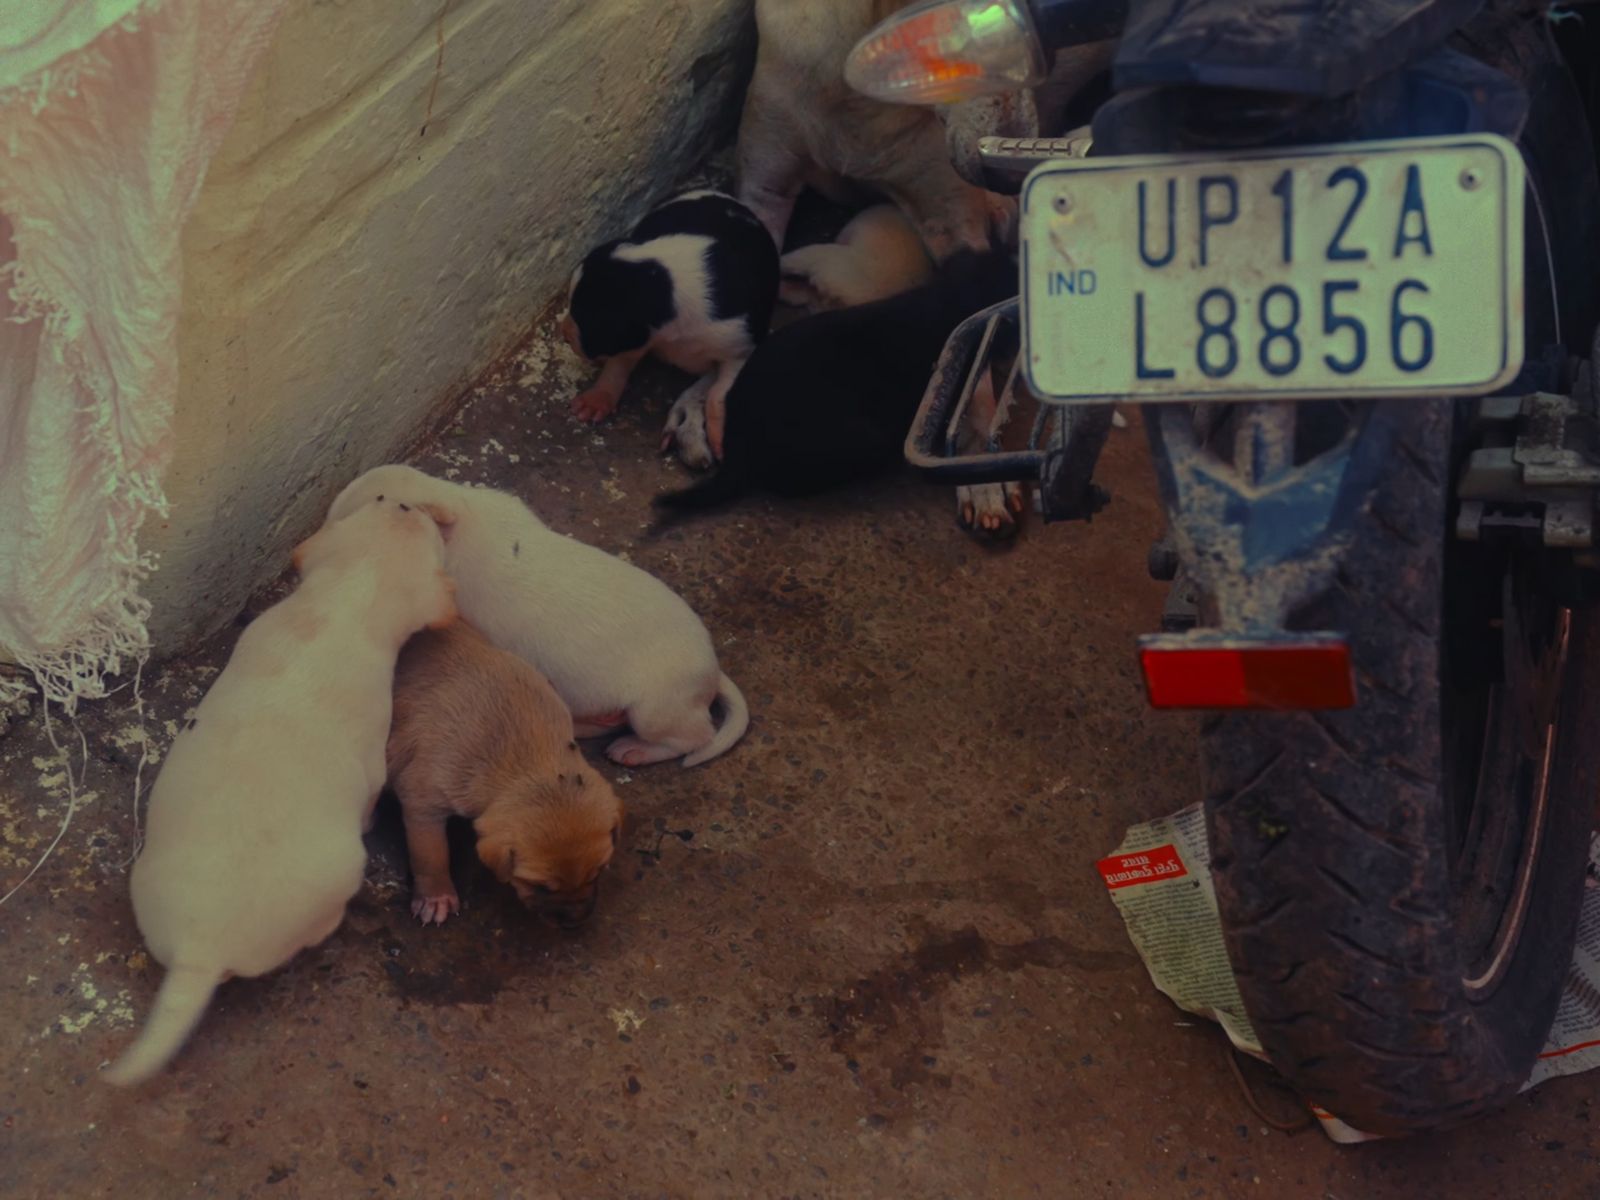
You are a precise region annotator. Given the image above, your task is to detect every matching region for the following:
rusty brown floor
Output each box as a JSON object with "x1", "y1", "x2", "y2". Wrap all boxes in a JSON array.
[{"x1": 2, "y1": 321, "x2": 1596, "y2": 1199}]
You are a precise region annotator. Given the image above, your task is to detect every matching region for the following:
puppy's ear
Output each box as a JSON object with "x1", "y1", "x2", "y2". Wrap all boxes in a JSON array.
[
  {"x1": 290, "y1": 527, "x2": 328, "y2": 574},
  {"x1": 476, "y1": 835, "x2": 516, "y2": 883}
]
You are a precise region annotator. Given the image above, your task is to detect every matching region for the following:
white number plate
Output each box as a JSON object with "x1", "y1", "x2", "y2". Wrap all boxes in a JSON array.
[{"x1": 1020, "y1": 135, "x2": 1525, "y2": 404}]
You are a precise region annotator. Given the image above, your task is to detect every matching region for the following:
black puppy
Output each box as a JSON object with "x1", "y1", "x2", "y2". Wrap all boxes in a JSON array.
[
  {"x1": 653, "y1": 250, "x2": 1017, "y2": 513},
  {"x1": 560, "y1": 190, "x2": 779, "y2": 469}
]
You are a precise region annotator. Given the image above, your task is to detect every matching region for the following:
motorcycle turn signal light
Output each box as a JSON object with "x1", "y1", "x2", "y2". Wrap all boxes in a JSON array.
[
  {"x1": 845, "y1": 0, "x2": 1048, "y2": 105},
  {"x1": 1139, "y1": 633, "x2": 1357, "y2": 711}
]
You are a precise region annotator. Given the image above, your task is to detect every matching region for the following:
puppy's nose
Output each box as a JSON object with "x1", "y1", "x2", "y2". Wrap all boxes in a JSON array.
[
  {"x1": 553, "y1": 908, "x2": 588, "y2": 930},
  {"x1": 546, "y1": 881, "x2": 600, "y2": 929}
]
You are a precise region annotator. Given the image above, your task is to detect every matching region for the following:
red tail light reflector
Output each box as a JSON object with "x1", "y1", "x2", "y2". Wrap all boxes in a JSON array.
[{"x1": 1139, "y1": 634, "x2": 1356, "y2": 711}]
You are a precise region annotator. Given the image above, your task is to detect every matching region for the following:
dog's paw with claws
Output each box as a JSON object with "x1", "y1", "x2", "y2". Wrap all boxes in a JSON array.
[
  {"x1": 958, "y1": 481, "x2": 1025, "y2": 541},
  {"x1": 573, "y1": 388, "x2": 618, "y2": 424},
  {"x1": 662, "y1": 383, "x2": 717, "y2": 471},
  {"x1": 411, "y1": 889, "x2": 461, "y2": 926},
  {"x1": 605, "y1": 735, "x2": 681, "y2": 768}
]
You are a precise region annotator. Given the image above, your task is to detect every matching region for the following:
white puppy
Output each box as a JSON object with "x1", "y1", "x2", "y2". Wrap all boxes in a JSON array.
[
  {"x1": 105, "y1": 500, "x2": 456, "y2": 1085},
  {"x1": 327, "y1": 465, "x2": 749, "y2": 768},
  {"x1": 779, "y1": 205, "x2": 933, "y2": 312}
]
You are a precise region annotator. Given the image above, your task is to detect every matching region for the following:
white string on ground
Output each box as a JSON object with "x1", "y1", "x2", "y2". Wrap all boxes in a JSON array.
[
  {"x1": 0, "y1": 697, "x2": 89, "y2": 909},
  {"x1": 118, "y1": 655, "x2": 153, "y2": 869}
]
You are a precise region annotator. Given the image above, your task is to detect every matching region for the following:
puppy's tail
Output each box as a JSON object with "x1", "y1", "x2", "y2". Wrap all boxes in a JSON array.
[
  {"x1": 652, "y1": 461, "x2": 751, "y2": 515},
  {"x1": 103, "y1": 963, "x2": 220, "y2": 1086},
  {"x1": 682, "y1": 673, "x2": 751, "y2": 768}
]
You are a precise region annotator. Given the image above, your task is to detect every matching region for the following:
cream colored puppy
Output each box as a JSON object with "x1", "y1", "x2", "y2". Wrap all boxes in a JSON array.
[
  {"x1": 104, "y1": 499, "x2": 456, "y2": 1086},
  {"x1": 779, "y1": 205, "x2": 933, "y2": 312},
  {"x1": 327, "y1": 465, "x2": 748, "y2": 768}
]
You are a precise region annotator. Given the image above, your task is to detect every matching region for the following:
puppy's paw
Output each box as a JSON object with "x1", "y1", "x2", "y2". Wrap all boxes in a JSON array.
[
  {"x1": 573, "y1": 388, "x2": 618, "y2": 424},
  {"x1": 605, "y1": 736, "x2": 682, "y2": 768},
  {"x1": 777, "y1": 245, "x2": 841, "y2": 314},
  {"x1": 663, "y1": 387, "x2": 716, "y2": 470},
  {"x1": 778, "y1": 274, "x2": 827, "y2": 312},
  {"x1": 672, "y1": 423, "x2": 717, "y2": 471},
  {"x1": 411, "y1": 889, "x2": 461, "y2": 926},
  {"x1": 957, "y1": 481, "x2": 1025, "y2": 542}
]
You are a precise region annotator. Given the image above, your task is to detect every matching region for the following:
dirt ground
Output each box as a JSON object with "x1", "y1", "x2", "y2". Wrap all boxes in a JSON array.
[{"x1": 2, "y1": 318, "x2": 1596, "y2": 1199}]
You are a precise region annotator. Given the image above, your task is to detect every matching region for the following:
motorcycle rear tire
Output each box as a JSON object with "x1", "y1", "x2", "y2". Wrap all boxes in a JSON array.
[{"x1": 1200, "y1": 396, "x2": 1600, "y2": 1135}]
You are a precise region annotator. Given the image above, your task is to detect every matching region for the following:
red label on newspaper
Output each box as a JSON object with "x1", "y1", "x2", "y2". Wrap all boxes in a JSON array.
[{"x1": 1097, "y1": 844, "x2": 1188, "y2": 890}]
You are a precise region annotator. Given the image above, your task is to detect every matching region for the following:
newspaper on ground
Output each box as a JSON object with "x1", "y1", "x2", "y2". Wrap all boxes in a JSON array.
[{"x1": 1100, "y1": 805, "x2": 1600, "y2": 1144}]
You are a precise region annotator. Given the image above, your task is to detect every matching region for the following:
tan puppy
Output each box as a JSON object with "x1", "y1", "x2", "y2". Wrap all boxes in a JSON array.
[
  {"x1": 105, "y1": 500, "x2": 456, "y2": 1085},
  {"x1": 387, "y1": 622, "x2": 623, "y2": 927}
]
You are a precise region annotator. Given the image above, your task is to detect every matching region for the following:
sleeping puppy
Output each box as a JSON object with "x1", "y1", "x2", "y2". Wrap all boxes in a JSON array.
[
  {"x1": 326, "y1": 465, "x2": 749, "y2": 769},
  {"x1": 653, "y1": 249, "x2": 1016, "y2": 514},
  {"x1": 387, "y1": 623, "x2": 623, "y2": 928},
  {"x1": 560, "y1": 189, "x2": 780, "y2": 468},
  {"x1": 105, "y1": 499, "x2": 456, "y2": 1085},
  {"x1": 779, "y1": 204, "x2": 932, "y2": 313}
]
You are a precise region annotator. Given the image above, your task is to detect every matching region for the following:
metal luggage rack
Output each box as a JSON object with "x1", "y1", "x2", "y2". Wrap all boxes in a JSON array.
[{"x1": 905, "y1": 298, "x2": 1113, "y2": 523}]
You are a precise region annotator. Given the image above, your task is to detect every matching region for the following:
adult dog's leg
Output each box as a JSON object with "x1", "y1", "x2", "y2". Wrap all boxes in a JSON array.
[
  {"x1": 736, "y1": 77, "x2": 810, "y2": 250},
  {"x1": 954, "y1": 364, "x2": 1026, "y2": 540}
]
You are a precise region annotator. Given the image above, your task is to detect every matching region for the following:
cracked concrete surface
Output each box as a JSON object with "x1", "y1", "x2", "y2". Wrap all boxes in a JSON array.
[{"x1": 2, "y1": 315, "x2": 1596, "y2": 1198}]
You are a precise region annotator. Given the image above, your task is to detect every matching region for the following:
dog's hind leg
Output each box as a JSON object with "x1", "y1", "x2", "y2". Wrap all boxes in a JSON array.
[
  {"x1": 954, "y1": 366, "x2": 1025, "y2": 540},
  {"x1": 605, "y1": 694, "x2": 716, "y2": 768},
  {"x1": 574, "y1": 710, "x2": 629, "y2": 739},
  {"x1": 604, "y1": 736, "x2": 690, "y2": 768}
]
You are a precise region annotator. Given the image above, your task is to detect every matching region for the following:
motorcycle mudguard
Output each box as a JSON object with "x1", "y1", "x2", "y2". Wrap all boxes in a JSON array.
[
  {"x1": 1113, "y1": 0, "x2": 1485, "y2": 96},
  {"x1": 1090, "y1": 46, "x2": 1528, "y2": 154}
]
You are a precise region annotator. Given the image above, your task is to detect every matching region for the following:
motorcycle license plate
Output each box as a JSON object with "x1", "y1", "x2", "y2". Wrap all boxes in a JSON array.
[{"x1": 1019, "y1": 135, "x2": 1525, "y2": 404}]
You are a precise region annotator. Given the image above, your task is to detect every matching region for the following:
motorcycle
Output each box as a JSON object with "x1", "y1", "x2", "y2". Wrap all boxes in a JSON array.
[{"x1": 846, "y1": 0, "x2": 1600, "y2": 1134}]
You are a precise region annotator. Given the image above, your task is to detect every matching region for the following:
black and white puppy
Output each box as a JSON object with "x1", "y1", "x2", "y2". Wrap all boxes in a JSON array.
[
  {"x1": 652, "y1": 249, "x2": 1016, "y2": 514},
  {"x1": 560, "y1": 190, "x2": 780, "y2": 469}
]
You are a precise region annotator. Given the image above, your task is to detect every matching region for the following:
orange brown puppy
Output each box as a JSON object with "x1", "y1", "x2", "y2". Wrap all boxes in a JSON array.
[{"x1": 387, "y1": 622, "x2": 623, "y2": 928}]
